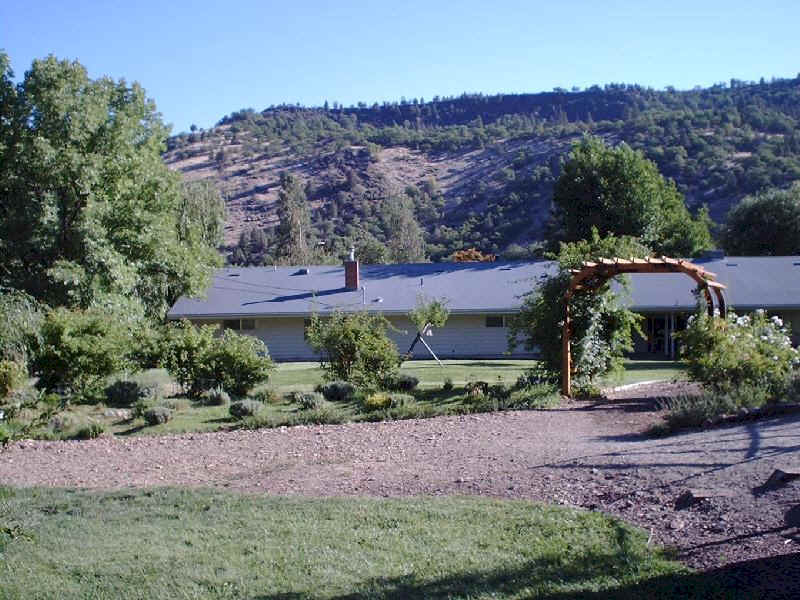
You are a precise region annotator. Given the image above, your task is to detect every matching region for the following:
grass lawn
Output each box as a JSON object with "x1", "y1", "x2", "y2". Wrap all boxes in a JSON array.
[{"x1": 0, "y1": 486, "x2": 696, "y2": 599}]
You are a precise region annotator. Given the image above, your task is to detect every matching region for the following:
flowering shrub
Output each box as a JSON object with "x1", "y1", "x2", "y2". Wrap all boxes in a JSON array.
[{"x1": 677, "y1": 308, "x2": 799, "y2": 400}]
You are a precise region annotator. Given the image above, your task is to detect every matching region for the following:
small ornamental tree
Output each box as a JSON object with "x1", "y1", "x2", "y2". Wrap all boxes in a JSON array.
[
  {"x1": 306, "y1": 311, "x2": 400, "y2": 390},
  {"x1": 677, "y1": 308, "x2": 799, "y2": 400},
  {"x1": 408, "y1": 295, "x2": 450, "y2": 333},
  {"x1": 32, "y1": 307, "x2": 132, "y2": 398},
  {"x1": 508, "y1": 230, "x2": 647, "y2": 388}
]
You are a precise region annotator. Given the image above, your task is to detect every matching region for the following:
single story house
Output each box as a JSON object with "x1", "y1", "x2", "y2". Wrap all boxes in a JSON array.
[{"x1": 168, "y1": 254, "x2": 800, "y2": 361}]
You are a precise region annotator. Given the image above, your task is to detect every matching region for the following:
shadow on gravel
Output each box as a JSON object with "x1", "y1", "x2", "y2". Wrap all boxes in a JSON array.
[{"x1": 251, "y1": 552, "x2": 800, "y2": 600}]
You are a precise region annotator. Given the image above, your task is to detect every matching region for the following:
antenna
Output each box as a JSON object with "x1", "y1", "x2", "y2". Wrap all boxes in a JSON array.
[{"x1": 349, "y1": 246, "x2": 355, "y2": 261}]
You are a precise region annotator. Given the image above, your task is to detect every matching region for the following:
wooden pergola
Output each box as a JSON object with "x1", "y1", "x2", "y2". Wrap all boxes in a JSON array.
[{"x1": 562, "y1": 257, "x2": 727, "y2": 396}]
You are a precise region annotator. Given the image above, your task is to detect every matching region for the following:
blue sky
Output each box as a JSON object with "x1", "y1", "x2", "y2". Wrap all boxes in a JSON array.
[{"x1": 2, "y1": 1, "x2": 798, "y2": 134}]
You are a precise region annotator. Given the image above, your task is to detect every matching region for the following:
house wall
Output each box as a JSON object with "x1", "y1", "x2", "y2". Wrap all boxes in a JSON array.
[{"x1": 189, "y1": 314, "x2": 532, "y2": 361}]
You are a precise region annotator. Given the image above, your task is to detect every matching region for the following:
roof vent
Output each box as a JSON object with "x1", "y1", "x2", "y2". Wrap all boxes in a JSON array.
[
  {"x1": 725, "y1": 262, "x2": 738, "y2": 267},
  {"x1": 294, "y1": 267, "x2": 311, "y2": 275},
  {"x1": 373, "y1": 297, "x2": 384, "y2": 303},
  {"x1": 228, "y1": 272, "x2": 241, "y2": 277}
]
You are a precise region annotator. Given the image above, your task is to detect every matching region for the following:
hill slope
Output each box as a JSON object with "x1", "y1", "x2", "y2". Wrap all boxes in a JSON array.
[{"x1": 164, "y1": 76, "x2": 800, "y2": 260}]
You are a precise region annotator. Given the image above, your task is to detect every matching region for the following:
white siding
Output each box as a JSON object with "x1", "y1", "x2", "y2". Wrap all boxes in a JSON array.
[{"x1": 189, "y1": 314, "x2": 532, "y2": 361}]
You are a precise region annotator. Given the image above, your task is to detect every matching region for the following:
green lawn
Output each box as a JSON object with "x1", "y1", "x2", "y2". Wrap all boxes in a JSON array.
[{"x1": 0, "y1": 486, "x2": 694, "y2": 599}]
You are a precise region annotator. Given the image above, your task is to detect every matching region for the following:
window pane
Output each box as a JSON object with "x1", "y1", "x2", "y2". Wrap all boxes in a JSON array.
[
  {"x1": 241, "y1": 319, "x2": 256, "y2": 330},
  {"x1": 223, "y1": 319, "x2": 241, "y2": 330},
  {"x1": 485, "y1": 316, "x2": 505, "y2": 328}
]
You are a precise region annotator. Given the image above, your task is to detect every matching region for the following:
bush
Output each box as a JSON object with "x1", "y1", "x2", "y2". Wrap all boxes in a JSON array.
[
  {"x1": 250, "y1": 388, "x2": 280, "y2": 404},
  {"x1": 388, "y1": 393, "x2": 416, "y2": 407},
  {"x1": 318, "y1": 380, "x2": 357, "y2": 402},
  {"x1": 0, "y1": 360, "x2": 27, "y2": 399},
  {"x1": 0, "y1": 288, "x2": 43, "y2": 367},
  {"x1": 386, "y1": 374, "x2": 419, "y2": 391},
  {"x1": 293, "y1": 392, "x2": 325, "y2": 410},
  {"x1": 104, "y1": 380, "x2": 145, "y2": 407},
  {"x1": 201, "y1": 387, "x2": 230, "y2": 406},
  {"x1": 229, "y1": 399, "x2": 263, "y2": 419},
  {"x1": 677, "y1": 308, "x2": 799, "y2": 400},
  {"x1": 442, "y1": 377, "x2": 454, "y2": 392},
  {"x1": 161, "y1": 321, "x2": 273, "y2": 397},
  {"x1": 32, "y1": 307, "x2": 132, "y2": 399},
  {"x1": 143, "y1": 406, "x2": 173, "y2": 426},
  {"x1": 306, "y1": 312, "x2": 400, "y2": 390},
  {"x1": 363, "y1": 392, "x2": 391, "y2": 411},
  {"x1": 515, "y1": 363, "x2": 559, "y2": 388},
  {"x1": 506, "y1": 384, "x2": 561, "y2": 409},
  {"x1": 132, "y1": 398, "x2": 151, "y2": 419},
  {"x1": 292, "y1": 405, "x2": 347, "y2": 425},
  {"x1": 73, "y1": 422, "x2": 105, "y2": 440},
  {"x1": 465, "y1": 381, "x2": 489, "y2": 397}
]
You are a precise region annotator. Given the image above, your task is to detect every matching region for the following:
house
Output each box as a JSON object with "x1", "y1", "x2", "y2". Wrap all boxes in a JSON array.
[{"x1": 168, "y1": 254, "x2": 800, "y2": 361}]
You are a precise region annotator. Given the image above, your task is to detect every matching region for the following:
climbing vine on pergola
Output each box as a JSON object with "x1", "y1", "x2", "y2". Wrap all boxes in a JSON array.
[{"x1": 562, "y1": 257, "x2": 727, "y2": 397}]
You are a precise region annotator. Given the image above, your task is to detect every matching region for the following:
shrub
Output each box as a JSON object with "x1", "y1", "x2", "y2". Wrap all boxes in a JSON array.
[
  {"x1": 0, "y1": 360, "x2": 27, "y2": 399},
  {"x1": 104, "y1": 380, "x2": 145, "y2": 407},
  {"x1": 506, "y1": 384, "x2": 561, "y2": 409},
  {"x1": 0, "y1": 288, "x2": 43, "y2": 366},
  {"x1": 293, "y1": 392, "x2": 325, "y2": 410},
  {"x1": 161, "y1": 321, "x2": 273, "y2": 397},
  {"x1": 388, "y1": 393, "x2": 416, "y2": 407},
  {"x1": 159, "y1": 398, "x2": 190, "y2": 411},
  {"x1": 73, "y1": 422, "x2": 105, "y2": 440},
  {"x1": 677, "y1": 308, "x2": 799, "y2": 400},
  {"x1": 250, "y1": 388, "x2": 280, "y2": 404},
  {"x1": 465, "y1": 381, "x2": 489, "y2": 397},
  {"x1": 318, "y1": 380, "x2": 357, "y2": 402},
  {"x1": 515, "y1": 363, "x2": 559, "y2": 388},
  {"x1": 143, "y1": 406, "x2": 173, "y2": 426},
  {"x1": 386, "y1": 374, "x2": 419, "y2": 391},
  {"x1": 132, "y1": 398, "x2": 151, "y2": 419},
  {"x1": 363, "y1": 392, "x2": 391, "y2": 411},
  {"x1": 442, "y1": 377, "x2": 454, "y2": 392},
  {"x1": 201, "y1": 387, "x2": 230, "y2": 406},
  {"x1": 292, "y1": 405, "x2": 347, "y2": 426},
  {"x1": 32, "y1": 307, "x2": 132, "y2": 399},
  {"x1": 306, "y1": 311, "x2": 400, "y2": 390},
  {"x1": 229, "y1": 399, "x2": 263, "y2": 419}
]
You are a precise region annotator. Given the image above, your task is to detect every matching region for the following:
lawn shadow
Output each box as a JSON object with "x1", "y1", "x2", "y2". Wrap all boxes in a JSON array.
[{"x1": 250, "y1": 543, "x2": 800, "y2": 600}]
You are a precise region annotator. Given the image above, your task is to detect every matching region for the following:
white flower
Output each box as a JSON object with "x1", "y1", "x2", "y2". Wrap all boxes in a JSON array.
[
  {"x1": 771, "y1": 316, "x2": 784, "y2": 327},
  {"x1": 755, "y1": 308, "x2": 766, "y2": 316}
]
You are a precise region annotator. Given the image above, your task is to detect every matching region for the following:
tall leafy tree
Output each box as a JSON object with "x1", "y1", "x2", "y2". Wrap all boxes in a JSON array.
[
  {"x1": 274, "y1": 172, "x2": 313, "y2": 264},
  {"x1": 551, "y1": 136, "x2": 712, "y2": 257},
  {"x1": 383, "y1": 194, "x2": 426, "y2": 263},
  {"x1": 722, "y1": 184, "x2": 800, "y2": 255},
  {"x1": 178, "y1": 179, "x2": 226, "y2": 249},
  {"x1": 0, "y1": 54, "x2": 220, "y2": 319}
]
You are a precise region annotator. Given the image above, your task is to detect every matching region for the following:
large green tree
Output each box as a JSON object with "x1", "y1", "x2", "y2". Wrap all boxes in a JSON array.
[
  {"x1": 274, "y1": 172, "x2": 314, "y2": 264},
  {"x1": 383, "y1": 194, "x2": 426, "y2": 263},
  {"x1": 722, "y1": 184, "x2": 800, "y2": 255},
  {"x1": 552, "y1": 136, "x2": 712, "y2": 257},
  {"x1": 0, "y1": 54, "x2": 219, "y2": 319}
]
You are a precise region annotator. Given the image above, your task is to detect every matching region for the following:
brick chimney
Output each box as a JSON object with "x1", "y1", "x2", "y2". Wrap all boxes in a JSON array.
[{"x1": 344, "y1": 246, "x2": 359, "y2": 290}]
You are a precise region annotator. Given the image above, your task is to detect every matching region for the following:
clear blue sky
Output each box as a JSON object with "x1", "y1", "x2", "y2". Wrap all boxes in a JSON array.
[{"x1": 2, "y1": 0, "x2": 798, "y2": 134}]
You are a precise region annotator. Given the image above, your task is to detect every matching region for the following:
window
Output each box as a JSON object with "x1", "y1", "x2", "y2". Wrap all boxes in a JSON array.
[
  {"x1": 223, "y1": 319, "x2": 241, "y2": 331},
  {"x1": 241, "y1": 319, "x2": 256, "y2": 330},
  {"x1": 303, "y1": 318, "x2": 312, "y2": 340},
  {"x1": 485, "y1": 315, "x2": 506, "y2": 328}
]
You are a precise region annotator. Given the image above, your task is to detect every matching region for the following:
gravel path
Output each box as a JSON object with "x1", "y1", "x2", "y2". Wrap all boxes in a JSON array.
[{"x1": 2, "y1": 382, "x2": 799, "y2": 577}]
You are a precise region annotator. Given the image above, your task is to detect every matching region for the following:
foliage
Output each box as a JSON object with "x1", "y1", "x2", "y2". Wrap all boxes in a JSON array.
[
  {"x1": 383, "y1": 194, "x2": 426, "y2": 263},
  {"x1": 363, "y1": 392, "x2": 391, "y2": 411},
  {"x1": 293, "y1": 391, "x2": 326, "y2": 410},
  {"x1": 143, "y1": 406, "x2": 172, "y2": 426},
  {"x1": 0, "y1": 54, "x2": 220, "y2": 320},
  {"x1": 104, "y1": 380, "x2": 146, "y2": 408},
  {"x1": 306, "y1": 311, "x2": 400, "y2": 390},
  {"x1": 32, "y1": 307, "x2": 132, "y2": 399},
  {"x1": 676, "y1": 308, "x2": 799, "y2": 398},
  {"x1": 508, "y1": 230, "x2": 647, "y2": 386},
  {"x1": 407, "y1": 295, "x2": 450, "y2": 332},
  {"x1": 652, "y1": 387, "x2": 772, "y2": 434},
  {"x1": 160, "y1": 321, "x2": 273, "y2": 397},
  {"x1": 0, "y1": 288, "x2": 43, "y2": 367},
  {"x1": 204, "y1": 329, "x2": 274, "y2": 396},
  {"x1": 317, "y1": 380, "x2": 357, "y2": 402},
  {"x1": 249, "y1": 387, "x2": 280, "y2": 404},
  {"x1": 442, "y1": 377, "x2": 454, "y2": 392},
  {"x1": 274, "y1": 172, "x2": 315, "y2": 265},
  {"x1": 201, "y1": 386, "x2": 230, "y2": 406},
  {"x1": 178, "y1": 178, "x2": 226, "y2": 249},
  {"x1": 73, "y1": 422, "x2": 105, "y2": 440},
  {"x1": 450, "y1": 248, "x2": 496, "y2": 262},
  {"x1": 723, "y1": 183, "x2": 800, "y2": 255},
  {"x1": 229, "y1": 399, "x2": 263, "y2": 419},
  {"x1": 552, "y1": 136, "x2": 713, "y2": 256},
  {"x1": 0, "y1": 360, "x2": 27, "y2": 399},
  {"x1": 385, "y1": 373, "x2": 420, "y2": 392}
]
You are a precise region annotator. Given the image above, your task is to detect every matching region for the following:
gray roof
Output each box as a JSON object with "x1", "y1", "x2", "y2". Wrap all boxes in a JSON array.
[{"x1": 168, "y1": 256, "x2": 800, "y2": 319}]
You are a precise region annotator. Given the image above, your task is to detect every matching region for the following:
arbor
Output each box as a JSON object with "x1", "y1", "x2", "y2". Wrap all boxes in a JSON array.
[
  {"x1": 722, "y1": 184, "x2": 800, "y2": 255},
  {"x1": 508, "y1": 230, "x2": 648, "y2": 388},
  {"x1": 0, "y1": 54, "x2": 220, "y2": 320},
  {"x1": 552, "y1": 137, "x2": 712, "y2": 257}
]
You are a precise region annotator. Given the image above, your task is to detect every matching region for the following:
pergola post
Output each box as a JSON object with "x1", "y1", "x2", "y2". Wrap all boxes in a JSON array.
[{"x1": 562, "y1": 301, "x2": 571, "y2": 396}]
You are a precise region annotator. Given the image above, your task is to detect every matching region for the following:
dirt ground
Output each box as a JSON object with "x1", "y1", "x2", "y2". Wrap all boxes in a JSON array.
[{"x1": 2, "y1": 382, "x2": 798, "y2": 587}]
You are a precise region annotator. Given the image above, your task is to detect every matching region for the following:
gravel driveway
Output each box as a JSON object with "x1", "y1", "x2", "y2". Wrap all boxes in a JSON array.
[{"x1": 2, "y1": 382, "x2": 798, "y2": 576}]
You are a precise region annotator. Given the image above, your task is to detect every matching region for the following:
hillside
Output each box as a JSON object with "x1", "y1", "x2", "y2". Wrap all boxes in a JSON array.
[{"x1": 163, "y1": 76, "x2": 800, "y2": 261}]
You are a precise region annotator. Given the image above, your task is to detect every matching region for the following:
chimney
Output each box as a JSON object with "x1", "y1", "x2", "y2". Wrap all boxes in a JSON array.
[{"x1": 344, "y1": 246, "x2": 359, "y2": 290}]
